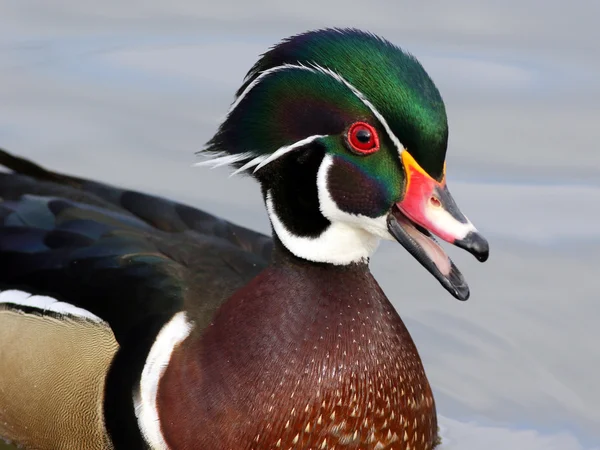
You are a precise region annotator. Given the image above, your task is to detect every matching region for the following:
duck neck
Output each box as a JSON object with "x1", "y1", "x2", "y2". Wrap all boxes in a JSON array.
[
  {"x1": 259, "y1": 146, "x2": 381, "y2": 266},
  {"x1": 269, "y1": 234, "x2": 367, "y2": 270},
  {"x1": 156, "y1": 241, "x2": 437, "y2": 449},
  {"x1": 265, "y1": 189, "x2": 381, "y2": 266}
]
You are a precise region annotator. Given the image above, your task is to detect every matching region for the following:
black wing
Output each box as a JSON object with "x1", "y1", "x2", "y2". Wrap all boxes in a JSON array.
[{"x1": 0, "y1": 148, "x2": 272, "y2": 343}]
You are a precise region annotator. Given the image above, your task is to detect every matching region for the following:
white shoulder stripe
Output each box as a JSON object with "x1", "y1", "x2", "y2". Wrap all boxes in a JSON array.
[
  {"x1": 0, "y1": 289, "x2": 104, "y2": 323},
  {"x1": 134, "y1": 311, "x2": 192, "y2": 450}
]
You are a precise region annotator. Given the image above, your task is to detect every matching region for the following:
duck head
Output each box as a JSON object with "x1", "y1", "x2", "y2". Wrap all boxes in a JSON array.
[{"x1": 201, "y1": 28, "x2": 489, "y2": 300}]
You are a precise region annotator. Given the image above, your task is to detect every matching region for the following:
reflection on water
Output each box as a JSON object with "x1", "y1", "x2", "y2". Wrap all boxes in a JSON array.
[{"x1": 1, "y1": 2, "x2": 599, "y2": 449}]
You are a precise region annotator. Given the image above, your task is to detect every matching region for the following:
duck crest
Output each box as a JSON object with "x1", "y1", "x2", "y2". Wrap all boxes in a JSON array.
[{"x1": 157, "y1": 245, "x2": 437, "y2": 449}]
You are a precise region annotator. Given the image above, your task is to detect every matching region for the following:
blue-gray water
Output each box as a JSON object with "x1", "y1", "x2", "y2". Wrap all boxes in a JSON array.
[{"x1": 1, "y1": 1, "x2": 599, "y2": 449}]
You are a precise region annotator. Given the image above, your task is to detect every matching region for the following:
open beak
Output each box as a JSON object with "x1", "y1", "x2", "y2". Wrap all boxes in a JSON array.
[{"x1": 387, "y1": 151, "x2": 489, "y2": 300}]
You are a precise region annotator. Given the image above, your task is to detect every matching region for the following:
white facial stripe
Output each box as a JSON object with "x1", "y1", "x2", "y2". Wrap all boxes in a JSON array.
[
  {"x1": 225, "y1": 63, "x2": 406, "y2": 154},
  {"x1": 0, "y1": 289, "x2": 104, "y2": 323},
  {"x1": 199, "y1": 63, "x2": 405, "y2": 174},
  {"x1": 308, "y1": 63, "x2": 406, "y2": 154},
  {"x1": 229, "y1": 154, "x2": 268, "y2": 176},
  {"x1": 196, "y1": 135, "x2": 327, "y2": 176},
  {"x1": 193, "y1": 151, "x2": 262, "y2": 169},
  {"x1": 134, "y1": 311, "x2": 192, "y2": 450},
  {"x1": 425, "y1": 204, "x2": 476, "y2": 241},
  {"x1": 226, "y1": 64, "x2": 302, "y2": 118},
  {"x1": 253, "y1": 134, "x2": 326, "y2": 172}
]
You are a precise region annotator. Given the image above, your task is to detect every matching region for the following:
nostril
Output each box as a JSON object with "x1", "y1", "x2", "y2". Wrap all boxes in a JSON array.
[{"x1": 429, "y1": 196, "x2": 441, "y2": 208}]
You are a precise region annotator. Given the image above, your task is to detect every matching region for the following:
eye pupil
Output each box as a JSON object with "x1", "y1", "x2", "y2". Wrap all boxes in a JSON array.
[
  {"x1": 347, "y1": 122, "x2": 380, "y2": 155},
  {"x1": 356, "y1": 129, "x2": 371, "y2": 143}
]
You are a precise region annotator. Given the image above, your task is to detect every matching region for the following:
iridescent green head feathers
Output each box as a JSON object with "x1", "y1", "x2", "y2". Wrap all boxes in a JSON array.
[
  {"x1": 198, "y1": 27, "x2": 454, "y2": 264},
  {"x1": 197, "y1": 28, "x2": 488, "y2": 295},
  {"x1": 202, "y1": 28, "x2": 448, "y2": 181}
]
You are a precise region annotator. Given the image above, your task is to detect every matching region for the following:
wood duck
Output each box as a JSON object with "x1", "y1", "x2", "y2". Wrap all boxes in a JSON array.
[{"x1": 0, "y1": 28, "x2": 488, "y2": 450}]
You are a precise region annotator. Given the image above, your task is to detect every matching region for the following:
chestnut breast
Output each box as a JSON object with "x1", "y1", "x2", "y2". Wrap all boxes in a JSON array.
[{"x1": 159, "y1": 263, "x2": 437, "y2": 449}]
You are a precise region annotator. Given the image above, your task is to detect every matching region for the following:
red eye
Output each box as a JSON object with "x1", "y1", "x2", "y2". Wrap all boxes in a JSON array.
[{"x1": 347, "y1": 122, "x2": 380, "y2": 155}]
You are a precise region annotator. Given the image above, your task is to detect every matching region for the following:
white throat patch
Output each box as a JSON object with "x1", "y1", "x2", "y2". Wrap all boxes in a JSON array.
[{"x1": 266, "y1": 154, "x2": 391, "y2": 265}]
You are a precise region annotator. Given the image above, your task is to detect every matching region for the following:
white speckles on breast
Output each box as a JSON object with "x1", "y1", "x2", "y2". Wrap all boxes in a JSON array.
[
  {"x1": 229, "y1": 278, "x2": 438, "y2": 449},
  {"x1": 246, "y1": 331, "x2": 436, "y2": 448}
]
